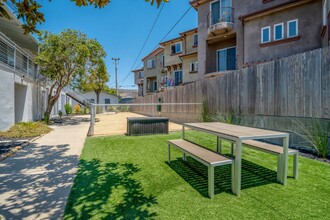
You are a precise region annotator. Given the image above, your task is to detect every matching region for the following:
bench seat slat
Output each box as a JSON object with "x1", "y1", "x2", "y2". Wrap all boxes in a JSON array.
[
  {"x1": 243, "y1": 140, "x2": 298, "y2": 155},
  {"x1": 169, "y1": 139, "x2": 232, "y2": 165}
]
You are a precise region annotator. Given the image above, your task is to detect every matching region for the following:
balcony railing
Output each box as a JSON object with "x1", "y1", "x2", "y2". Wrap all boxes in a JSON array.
[
  {"x1": 0, "y1": 32, "x2": 38, "y2": 78},
  {"x1": 208, "y1": 7, "x2": 234, "y2": 27}
]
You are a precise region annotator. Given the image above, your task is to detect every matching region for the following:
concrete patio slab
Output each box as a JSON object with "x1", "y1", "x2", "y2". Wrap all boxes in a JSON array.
[{"x1": 0, "y1": 116, "x2": 90, "y2": 220}]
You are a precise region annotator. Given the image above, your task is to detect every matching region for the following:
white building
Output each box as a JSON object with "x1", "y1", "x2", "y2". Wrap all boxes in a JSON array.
[
  {"x1": 72, "y1": 91, "x2": 119, "y2": 106},
  {"x1": 0, "y1": 5, "x2": 72, "y2": 131}
]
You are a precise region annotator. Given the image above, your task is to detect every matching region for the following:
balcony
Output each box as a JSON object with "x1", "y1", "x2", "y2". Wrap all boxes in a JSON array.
[
  {"x1": 0, "y1": 32, "x2": 38, "y2": 79},
  {"x1": 207, "y1": 7, "x2": 235, "y2": 40}
]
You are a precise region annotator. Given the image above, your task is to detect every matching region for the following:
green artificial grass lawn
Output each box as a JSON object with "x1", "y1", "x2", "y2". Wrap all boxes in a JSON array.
[{"x1": 64, "y1": 131, "x2": 330, "y2": 220}]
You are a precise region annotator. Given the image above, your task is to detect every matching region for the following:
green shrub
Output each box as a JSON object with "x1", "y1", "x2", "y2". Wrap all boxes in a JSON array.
[
  {"x1": 43, "y1": 112, "x2": 50, "y2": 124},
  {"x1": 201, "y1": 99, "x2": 211, "y2": 122},
  {"x1": 293, "y1": 119, "x2": 330, "y2": 158},
  {"x1": 65, "y1": 104, "x2": 72, "y2": 115},
  {"x1": 209, "y1": 108, "x2": 241, "y2": 125},
  {"x1": 58, "y1": 110, "x2": 63, "y2": 117},
  {"x1": 0, "y1": 121, "x2": 52, "y2": 138}
]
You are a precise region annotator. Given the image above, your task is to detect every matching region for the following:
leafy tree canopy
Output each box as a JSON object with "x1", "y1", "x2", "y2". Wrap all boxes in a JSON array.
[
  {"x1": 35, "y1": 29, "x2": 105, "y2": 117},
  {"x1": 0, "y1": 0, "x2": 168, "y2": 34}
]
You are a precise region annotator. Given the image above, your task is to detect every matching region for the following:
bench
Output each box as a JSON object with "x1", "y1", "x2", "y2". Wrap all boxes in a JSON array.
[
  {"x1": 168, "y1": 139, "x2": 233, "y2": 198},
  {"x1": 217, "y1": 138, "x2": 298, "y2": 180}
]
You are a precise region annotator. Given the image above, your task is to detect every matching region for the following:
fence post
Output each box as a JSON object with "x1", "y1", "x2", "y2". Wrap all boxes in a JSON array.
[{"x1": 88, "y1": 104, "x2": 95, "y2": 136}]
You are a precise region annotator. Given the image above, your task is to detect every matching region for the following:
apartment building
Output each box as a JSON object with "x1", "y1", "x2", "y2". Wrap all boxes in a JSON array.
[
  {"x1": 132, "y1": 68, "x2": 144, "y2": 97},
  {"x1": 160, "y1": 28, "x2": 199, "y2": 86},
  {"x1": 190, "y1": 0, "x2": 323, "y2": 78},
  {"x1": 322, "y1": 0, "x2": 330, "y2": 47},
  {"x1": 0, "y1": 5, "x2": 73, "y2": 131},
  {"x1": 142, "y1": 47, "x2": 164, "y2": 95}
]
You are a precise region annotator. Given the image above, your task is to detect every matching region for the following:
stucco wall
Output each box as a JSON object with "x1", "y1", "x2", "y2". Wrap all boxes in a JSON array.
[
  {"x1": 243, "y1": 1, "x2": 322, "y2": 65},
  {"x1": 0, "y1": 67, "x2": 15, "y2": 130},
  {"x1": 0, "y1": 65, "x2": 44, "y2": 131},
  {"x1": 163, "y1": 39, "x2": 184, "y2": 67},
  {"x1": 84, "y1": 91, "x2": 119, "y2": 104},
  {"x1": 196, "y1": 0, "x2": 323, "y2": 72},
  {"x1": 143, "y1": 51, "x2": 164, "y2": 95},
  {"x1": 182, "y1": 55, "x2": 199, "y2": 83}
]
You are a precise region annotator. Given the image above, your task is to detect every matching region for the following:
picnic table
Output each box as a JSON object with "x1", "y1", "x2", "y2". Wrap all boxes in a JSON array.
[{"x1": 182, "y1": 122, "x2": 291, "y2": 196}]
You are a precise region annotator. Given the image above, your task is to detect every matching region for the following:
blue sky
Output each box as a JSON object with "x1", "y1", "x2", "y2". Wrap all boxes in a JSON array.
[{"x1": 37, "y1": 0, "x2": 197, "y2": 90}]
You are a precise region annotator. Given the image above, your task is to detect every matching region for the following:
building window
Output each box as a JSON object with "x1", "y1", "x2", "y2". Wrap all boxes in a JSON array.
[
  {"x1": 147, "y1": 59, "x2": 155, "y2": 68},
  {"x1": 162, "y1": 55, "x2": 165, "y2": 68},
  {"x1": 171, "y1": 42, "x2": 182, "y2": 54},
  {"x1": 138, "y1": 71, "x2": 144, "y2": 79},
  {"x1": 261, "y1": 26, "x2": 271, "y2": 43},
  {"x1": 105, "y1": 98, "x2": 111, "y2": 104},
  {"x1": 287, "y1": 19, "x2": 298, "y2": 38},
  {"x1": 217, "y1": 47, "x2": 236, "y2": 72},
  {"x1": 174, "y1": 70, "x2": 183, "y2": 86},
  {"x1": 190, "y1": 61, "x2": 198, "y2": 72},
  {"x1": 193, "y1": 34, "x2": 198, "y2": 46},
  {"x1": 153, "y1": 81, "x2": 158, "y2": 92},
  {"x1": 274, "y1": 23, "x2": 284, "y2": 41}
]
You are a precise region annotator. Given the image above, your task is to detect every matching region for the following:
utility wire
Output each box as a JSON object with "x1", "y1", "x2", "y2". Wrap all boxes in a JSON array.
[
  {"x1": 119, "y1": 5, "x2": 193, "y2": 87},
  {"x1": 118, "y1": 3, "x2": 165, "y2": 87}
]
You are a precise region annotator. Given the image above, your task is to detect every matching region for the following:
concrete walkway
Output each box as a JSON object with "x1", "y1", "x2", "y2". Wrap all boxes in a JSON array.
[{"x1": 0, "y1": 116, "x2": 90, "y2": 220}]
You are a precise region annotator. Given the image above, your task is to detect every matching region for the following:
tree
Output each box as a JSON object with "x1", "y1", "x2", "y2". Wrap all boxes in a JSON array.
[
  {"x1": 78, "y1": 39, "x2": 109, "y2": 104},
  {"x1": 0, "y1": 0, "x2": 168, "y2": 34},
  {"x1": 35, "y1": 29, "x2": 92, "y2": 120}
]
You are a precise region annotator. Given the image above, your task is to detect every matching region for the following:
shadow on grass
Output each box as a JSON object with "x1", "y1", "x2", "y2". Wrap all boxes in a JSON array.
[
  {"x1": 167, "y1": 157, "x2": 277, "y2": 197},
  {"x1": 65, "y1": 159, "x2": 157, "y2": 219}
]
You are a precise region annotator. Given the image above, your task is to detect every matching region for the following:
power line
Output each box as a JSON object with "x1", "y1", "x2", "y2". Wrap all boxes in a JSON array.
[
  {"x1": 118, "y1": 3, "x2": 165, "y2": 87},
  {"x1": 119, "y1": 5, "x2": 193, "y2": 86}
]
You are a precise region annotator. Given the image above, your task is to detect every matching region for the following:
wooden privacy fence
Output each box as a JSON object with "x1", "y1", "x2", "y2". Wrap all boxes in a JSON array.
[{"x1": 133, "y1": 47, "x2": 330, "y2": 120}]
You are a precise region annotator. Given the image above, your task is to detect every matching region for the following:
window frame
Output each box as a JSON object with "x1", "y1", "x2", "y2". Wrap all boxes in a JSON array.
[
  {"x1": 193, "y1": 34, "x2": 198, "y2": 47},
  {"x1": 261, "y1": 26, "x2": 271, "y2": 43},
  {"x1": 171, "y1": 42, "x2": 182, "y2": 54},
  {"x1": 274, "y1": 23, "x2": 284, "y2": 41},
  {"x1": 147, "y1": 59, "x2": 155, "y2": 69},
  {"x1": 216, "y1": 46, "x2": 236, "y2": 72},
  {"x1": 104, "y1": 98, "x2": 111, "y2": 104},
  {"x1": 174, "y1": 70, "x2": 183, "y2": 86},
  {"x1": 190, "y1": 61, "x2": 198, "y2": 72},
  {"x1": 287, "y1": 19, "x2": 298, "y2": 38}
]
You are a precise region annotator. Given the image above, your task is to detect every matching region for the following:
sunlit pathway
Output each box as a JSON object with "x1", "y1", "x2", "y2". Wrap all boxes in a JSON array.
[{"x1": 0, "y1": 116, "x2": 90, "y2": 220}]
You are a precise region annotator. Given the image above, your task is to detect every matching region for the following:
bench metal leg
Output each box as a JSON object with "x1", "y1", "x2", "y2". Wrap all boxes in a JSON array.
[
  {"x1": 208, "y1": 165, "x2": 214, "y2": 198},
  {"x1": 217, "y1": 137, "x2": 222, "y2": 154},
  {"x1": 182, "y1": 153, "x2": 187, "y2": 162},
  {"x1": 293, "y1": 153, "x2": 298, "y2": 179},
  {"x1": 168, "y1": 143, "x2": 171, "y2": 164},
  {"x1": 277, "y1": 154, "x2": 283, "y2": 183}
]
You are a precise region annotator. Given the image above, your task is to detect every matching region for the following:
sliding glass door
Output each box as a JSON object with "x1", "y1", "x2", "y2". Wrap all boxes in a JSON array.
[{"x1": 217, "y1": 47, "x2": 236, "y2": 72}]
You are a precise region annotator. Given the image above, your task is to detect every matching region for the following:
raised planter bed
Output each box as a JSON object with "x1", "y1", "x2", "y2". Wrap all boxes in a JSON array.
[{"x1": 127, "y1": 117, "x2": 169, "y2": 136}]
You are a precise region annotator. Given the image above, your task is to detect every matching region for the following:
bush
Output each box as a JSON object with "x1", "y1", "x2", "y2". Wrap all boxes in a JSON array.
[
  {"x1": 201, "y1": 99, "x2": 211, "y2": 122},
  {"x1": 0, "y1": 121, "x2": 52, "y2": 138},
  {"x1": 58, "y1": 110, "x2": 63, "y2": 117},
  {"x1": 209, "y1": 108, "x2": 241, "y2": 125},
  {"x1": 293, "y1": 119, "x2": 330, "y2": 158},
  {"x1": 65, "y1": 104, "x2": 72, "y2": 115},
  {"x1": 43, "y1": 112, "x2": 50, "y2": 124},
  {"x1": 74, "y1": 104, "x2": 81, "y2": 114}
]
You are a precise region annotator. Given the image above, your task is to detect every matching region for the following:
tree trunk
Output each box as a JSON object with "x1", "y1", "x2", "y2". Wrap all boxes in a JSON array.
[
  {"x1": 44, "y1": 86, "x2": 63, "y2": 123},
  {"x1": 96, "y1": 91, "x2": 100, "y2": 104}
]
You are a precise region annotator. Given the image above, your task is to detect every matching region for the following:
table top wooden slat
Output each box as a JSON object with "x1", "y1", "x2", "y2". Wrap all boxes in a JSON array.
[{"x1": 184, "y1": 122, "x2": 288, "y2": 139}]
